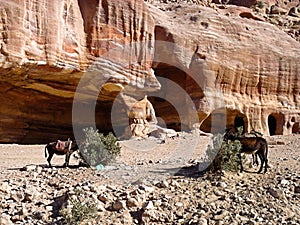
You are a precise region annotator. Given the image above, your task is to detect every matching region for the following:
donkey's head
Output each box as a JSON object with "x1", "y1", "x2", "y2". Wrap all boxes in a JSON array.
[{"x1": 223, "y1": 128, "x2": 236, "y2": 142}]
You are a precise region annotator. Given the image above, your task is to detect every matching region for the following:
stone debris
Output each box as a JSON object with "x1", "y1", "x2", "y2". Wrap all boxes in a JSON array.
[
  {"x1": 0, "y1": 163, "x2": 299, "y2": 225},
  {"x1": 294, "y1": 186, "x2": 300, "y2": 194}
]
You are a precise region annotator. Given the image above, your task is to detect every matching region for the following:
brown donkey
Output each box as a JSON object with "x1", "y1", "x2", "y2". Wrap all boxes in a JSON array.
[{"x1": 223, "y1": 129, "x2": 269, "y2": 173}]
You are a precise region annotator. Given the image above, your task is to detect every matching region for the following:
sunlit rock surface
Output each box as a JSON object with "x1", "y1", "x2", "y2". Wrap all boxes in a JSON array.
[{"x1": 1, "y1": 0, "x2": 300, "y2": 142}]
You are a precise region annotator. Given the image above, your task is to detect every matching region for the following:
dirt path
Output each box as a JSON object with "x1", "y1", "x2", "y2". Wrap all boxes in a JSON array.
[{"x1": 0, "y1": 134, "x2": 299, "y2": 182}]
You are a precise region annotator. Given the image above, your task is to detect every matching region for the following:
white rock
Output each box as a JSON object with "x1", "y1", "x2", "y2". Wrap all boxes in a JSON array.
[
  {"x1": 94, "y1": 185, "x2": 107, "y2": 194},
  {"x1": 170, "y1": 180, "x2": 180, "y2": 188},
  {"x1": 22, "y1": 164, "x2": 37, "y2": 171},
  {"x1": 139, "y1": 185, "x2": 155, "y2": 193},
  {"x1": 0, "y1": 214, "x2": 13, "y2": 225},
  {"x1": 218, "y1": 182, "x2": 227, "y2": 188},
  {"x1": 45, "y1": 206, "x2": 53, "y2": 212},
  {"x1": 175, "y1": 202, "x2": 183, "y2": 207},
  {"x1": 143, "y1": 201, "x2": 155, "y2": 210},
  {"x1": 280, "y1": 179, "x2": 290, "y2": 186},
  {"x1": 0, "y1": 182, "x2": 11, "y2": 194},
  {"x1": 159, "y1": 180, "x2": 169, "y2": 188},
  {"x1": 96, "y1": 201, "x2": 106, "y2": 212},
  {"x1": 36, "y1": 166, "x2": 43, "y2": 173}
]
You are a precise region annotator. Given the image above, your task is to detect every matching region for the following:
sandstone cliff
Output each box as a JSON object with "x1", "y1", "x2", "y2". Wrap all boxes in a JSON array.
[
  {"x1": 148, "y1": 2, "x2": 300, "y2": 136},
  {"x1": 0, "y1": 0, "x2": 300, "y2": 143},
  {"x1": 0, "y1": 0, "x2": 158, "y2": 142}
]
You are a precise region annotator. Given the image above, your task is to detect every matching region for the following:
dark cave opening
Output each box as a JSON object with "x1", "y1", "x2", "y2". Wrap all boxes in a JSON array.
[
  {"x1": 147, "y1": 96, "x2": 181, "y2": 131},
  {"x1": 268, "y1": 113, "x2": 284, "y2": 136},
  {"x1": 292, "y1": 122, "x2": 300, "y2": 134},
  {"x1": 150, "y1": 62, "x2": 204, "y2": 131},
  {"x1": 268, "y1": 115, "x2": 277, "y2": 136},
  {"x1": 234, "y1": 116, "x2": 246, "y2": 134},
  {"x1": 200, "y1": 108, "x2": 248, "y2": 134}
]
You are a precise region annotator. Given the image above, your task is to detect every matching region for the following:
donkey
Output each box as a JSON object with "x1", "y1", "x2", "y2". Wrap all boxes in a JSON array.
[
  {"x1": 223, "y1": 129, "x2": 269, "y2": 173},
  {"x1": 45, "y1": 138, "x2": 79, "y2": 167},
  {"x1": 248, "y1": 129, "x2": 264, "y2": 166}
]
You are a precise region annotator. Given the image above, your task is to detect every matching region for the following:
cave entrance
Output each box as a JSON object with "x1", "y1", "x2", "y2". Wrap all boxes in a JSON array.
[
  {"x1": 268, "y1": 115, "x2": 276, "y2": 135},
  {"x1": 199, "y1": 111, "x2": 226, "y2": 134},
  {"x1": 147, "y1": 96, "x2": 180, "y2": 130},
  {"x1": 292, "y1": 122, "x2": 300, "y2": 134},
  {"x1": 234, "y1": 116, "x2": 246, "y2": 134},
  {"x1": 92, "y1": 86, "x2": 124, "y2": 138},
  {"x1": 200, "y1": 108, "x2": 248, "y2": 134},
  {"x1": 228, "y1": 109, "x2": 248, "y2": 134},
  {"x1": 268, "y1": 113, "x2": 284, "y2": 135},
  {"x1": 151, "y1": 63, "x2": 204, "y2": 131}
]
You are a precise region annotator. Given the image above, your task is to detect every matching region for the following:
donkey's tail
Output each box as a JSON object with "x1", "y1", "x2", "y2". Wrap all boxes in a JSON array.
[
  {"x1": 45, "y1": 146, "x2": 47, "y2": 158},
  {"x1": 265, "y1": 141, "x2": 269, "y2": 159}
]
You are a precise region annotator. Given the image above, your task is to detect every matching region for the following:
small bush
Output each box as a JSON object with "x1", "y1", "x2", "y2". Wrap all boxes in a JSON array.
[
  {"x1": 79, "y1": 127, "x2": 121, "y2": 167},
  {"x1": 205, "y1": 133, "x2": 243, "y2": 173},
  {"x1": 60, "y1": 189, "x2": 97, "y2": 225}
]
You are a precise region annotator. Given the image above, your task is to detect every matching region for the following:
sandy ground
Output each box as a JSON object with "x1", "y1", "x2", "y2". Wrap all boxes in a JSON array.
[
  {"x1": 0, "y1": 134, "x2": 299, "y2": 183},
  {"x1": 0, "y1": 133, "x2": 210, "y2": 183},
  {"x1": 0, "y1": 134, "x2": 209, "y2": 169}
]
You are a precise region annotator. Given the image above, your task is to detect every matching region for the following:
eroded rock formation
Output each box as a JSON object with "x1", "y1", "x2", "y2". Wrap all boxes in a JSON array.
[
  {"x1": 1, "y1": 0, "x2": 300, "y2": 143},
  {"x1": 125, "y1": 95, "x2": 157, "y2": 138},
  {"x1": 0, "y1": 0, "x2": 158, "y2": 143},
  {"x1": 148, "y1": 2, "x2": 300, "y2": 136}
]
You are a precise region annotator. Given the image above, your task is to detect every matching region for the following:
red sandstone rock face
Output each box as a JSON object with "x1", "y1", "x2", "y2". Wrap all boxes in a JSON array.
[
  {"x1": 0, "y1": 0, "x2": 158, "y2": 143},
  {"x1": 0, "y1": 0, "x2": 300, "y2": 143},
  {"x1": 149, "y1": 3, "x2": 300, "y2": 136}
]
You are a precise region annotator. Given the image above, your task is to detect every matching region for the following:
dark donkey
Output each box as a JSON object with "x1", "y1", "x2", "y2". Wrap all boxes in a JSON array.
[
  {"x1": 45, "y1": 138, "x2": 79, "y2": 167},
  {"x1": 223, "y1": 129, "x2": 269, "y2": 173}
]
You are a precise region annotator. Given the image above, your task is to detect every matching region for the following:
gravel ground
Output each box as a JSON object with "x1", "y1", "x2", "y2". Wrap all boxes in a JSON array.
[{"x1": 0, "y1": 134, "x2": 299, "y2": 224}]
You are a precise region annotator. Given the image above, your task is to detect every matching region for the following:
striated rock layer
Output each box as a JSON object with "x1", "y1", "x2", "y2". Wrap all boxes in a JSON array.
[
  {"x1": 0, "y1": 0, "x2": 300, "y2": 143},
  {"x1": 149, "y1": 3, "x2": 300, "y2": 136},
  {"x1": 0, "y1": 0, "x2": 158, "y2": 143}
]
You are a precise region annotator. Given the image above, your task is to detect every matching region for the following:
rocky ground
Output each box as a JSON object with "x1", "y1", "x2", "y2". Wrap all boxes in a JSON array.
[
  {"x1": 0, "y1": 133, "x2": 299, "y2": 225},
  {"x1": 145, "y1": 0, "x2": 300, "y2": 42}
]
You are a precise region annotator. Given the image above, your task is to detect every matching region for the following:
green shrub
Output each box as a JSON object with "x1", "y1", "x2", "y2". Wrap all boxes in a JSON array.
[
  {"x1": 60, "y1": 189, "x2": 97, "y2": 225},
  {"x1": 79, "y1": 127, "x2": 121, "y2": 167},
  {"x1": 205, "y1": 133, "x2": 243, "y2": 173}
]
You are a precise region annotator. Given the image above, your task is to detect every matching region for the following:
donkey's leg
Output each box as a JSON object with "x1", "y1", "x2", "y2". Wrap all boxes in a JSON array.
[
  {"x1": 239, "y1": 152, "x2": 244, "y2": 172},
  {"x1": 257, "y1": 152, "x2": 264, "y2": 173},
  {"x1": 264, "y1": 144, "x2": 268, "y2": 173},
  {"x1": 252, "y1": 153, "x2": 259, "y2": 166},
  {"x1": 64, "y1": 151, "x2": 72, "y2": 167},
  {"x1": 252, "y1": 154, "x2": 255, "y2": 165},
  {"x1": 47, "y1": 152, "x2": 54, "y2": 168},
  {"x1": 264, "y1": 158, "x2": 268, "y2": 173}
]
